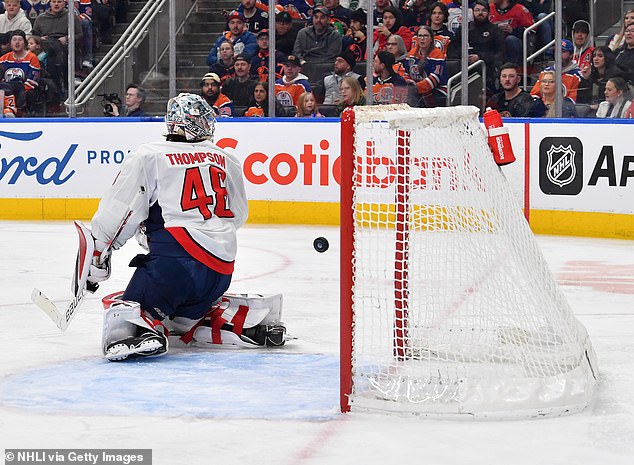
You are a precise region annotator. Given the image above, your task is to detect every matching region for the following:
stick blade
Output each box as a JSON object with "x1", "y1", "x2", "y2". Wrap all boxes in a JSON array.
[{"x1": 31, "y1": 288, "x2": 65, "y2": 331}]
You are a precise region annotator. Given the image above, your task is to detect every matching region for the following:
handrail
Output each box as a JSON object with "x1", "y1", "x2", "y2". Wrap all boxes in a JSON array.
[
  {"x1": 67, "y1": 0, "x2": 168, "y2": 112},
  {"x1": 446, "y1": 59, "x2": 486, "y2": 110},
  {"x1": 523, "y1": 11, "x2": 555, "y2": 91}
]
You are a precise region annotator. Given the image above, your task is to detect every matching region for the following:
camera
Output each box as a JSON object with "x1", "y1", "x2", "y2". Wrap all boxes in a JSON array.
[{"x1": 98, "y1": 93, "x2": 122, "y2": 116}]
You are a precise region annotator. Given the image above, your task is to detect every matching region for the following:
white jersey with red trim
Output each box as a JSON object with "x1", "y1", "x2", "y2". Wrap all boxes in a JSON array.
[{"x1": 91, "y1": 139, "x2": 248, "y2": 274}]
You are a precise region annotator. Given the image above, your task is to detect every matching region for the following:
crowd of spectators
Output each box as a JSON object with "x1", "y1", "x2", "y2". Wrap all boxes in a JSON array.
[
  {"x1": 198, "y1": 1, "x2": 634, "y2": 118},
  {"x1": 3, "y1": 0, "x2": 634, "y2": 118},
  {"x1": 0, "y1": 0, "x2": 127, "y2": 117}
]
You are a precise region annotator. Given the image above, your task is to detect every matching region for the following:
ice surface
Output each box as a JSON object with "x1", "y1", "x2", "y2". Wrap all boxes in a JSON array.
[{"x1": 0, "y1": 222, "x2": 633, "y2": 464}]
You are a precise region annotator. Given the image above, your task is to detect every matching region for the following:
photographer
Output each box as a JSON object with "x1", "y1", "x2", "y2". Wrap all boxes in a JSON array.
[{"x1": 107, "y1": 83, "x2": 146, "y2": 117}]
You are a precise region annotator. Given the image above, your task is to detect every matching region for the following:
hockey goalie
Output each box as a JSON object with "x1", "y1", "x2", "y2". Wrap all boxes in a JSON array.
[{"x1": 82, "y1": 93, "x2": 287, "y2": 361}]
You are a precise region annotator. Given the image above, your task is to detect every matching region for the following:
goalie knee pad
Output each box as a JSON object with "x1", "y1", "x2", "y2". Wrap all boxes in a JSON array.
[{"x1": 101, "y1": 291, "x2": 169, "y2": 361}]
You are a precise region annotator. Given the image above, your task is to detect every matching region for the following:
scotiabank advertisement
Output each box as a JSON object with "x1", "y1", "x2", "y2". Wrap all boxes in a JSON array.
[{"x1": 1, "y1": 118, "x2": 634, "y2": 216}]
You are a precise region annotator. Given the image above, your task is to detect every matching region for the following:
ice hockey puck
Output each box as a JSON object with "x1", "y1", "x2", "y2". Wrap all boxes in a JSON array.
[{"x1": 313, "y1": 237, "x2": 329, "y2": 253}]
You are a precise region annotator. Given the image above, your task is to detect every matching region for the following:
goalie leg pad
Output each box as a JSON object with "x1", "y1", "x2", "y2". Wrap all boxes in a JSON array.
[
  {"x1": 101, "y1": 292, "x2": 168, "y2": 361},
  {"x1": 212, "y1": 293, "x2": 283, "y2": 329}
]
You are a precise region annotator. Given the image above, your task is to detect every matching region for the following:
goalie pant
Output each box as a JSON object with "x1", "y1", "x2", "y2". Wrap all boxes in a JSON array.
[{"x1": 102, "y1": 291, "x2": 286, "y2": 359}]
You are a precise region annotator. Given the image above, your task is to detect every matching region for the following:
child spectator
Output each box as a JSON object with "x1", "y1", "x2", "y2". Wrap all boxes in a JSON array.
[
  {"x1": 295, "y1": 91, "x2": 324, "y2": 117},
  {"x1": 27, "y1": 33, "x2": 45, "y2": 68}
]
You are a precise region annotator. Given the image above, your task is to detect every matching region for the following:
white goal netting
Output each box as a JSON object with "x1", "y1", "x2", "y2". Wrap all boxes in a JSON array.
[{"x1": 341, "y1": 105, "x2": 597, "y2": 418}]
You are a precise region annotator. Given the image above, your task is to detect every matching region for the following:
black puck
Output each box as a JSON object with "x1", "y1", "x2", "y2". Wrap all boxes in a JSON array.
[{"x1": 313, "y1": 237, "x2": 329, "y2": 253}]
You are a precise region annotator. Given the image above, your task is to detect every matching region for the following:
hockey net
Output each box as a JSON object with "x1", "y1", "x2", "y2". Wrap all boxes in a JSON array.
[{"x1": 339, "y1": 105, "x2": 598, "y2": 418}]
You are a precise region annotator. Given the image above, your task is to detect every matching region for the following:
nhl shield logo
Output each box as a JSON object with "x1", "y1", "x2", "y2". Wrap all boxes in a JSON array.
[
  {"x1": 539, "y1": 137, "x2": 583, "y2": 195},
  {"x1": 546, "y1": 145, "x2": 576, "y2": 187}
]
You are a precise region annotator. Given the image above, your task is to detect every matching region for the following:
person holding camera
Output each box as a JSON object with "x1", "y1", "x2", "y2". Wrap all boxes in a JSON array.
[{"x1": 108, "y1": 83, "x2": 146, "y2": 117}]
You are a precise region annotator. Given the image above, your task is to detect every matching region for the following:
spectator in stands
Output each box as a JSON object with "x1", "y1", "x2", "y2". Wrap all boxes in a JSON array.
[
  {"x1": 324, "y1": 0, "x2": 353, "y2": 31},
  {"x1": 615, "y1": 24, "x2": 634, "y2": 83},
  {"x1": 337, "y1": 76, "x2": 366, "y2": 115},
  {"x1": 0, "y1": 29, "x2": 38, "y2": 115},
  {"x1": 337, "y1": 74, "x2": 366, "y2": 114},
  {"x1": 274, "y1": 9, "x2": 298, "y2": 58},
  {"x1": 427, "y1": 2, "x2": 452, "y2": 54},
  {"x1": 92, "y1": 0, "x2": 116, "y2": 45},
  {"x1": 607, "y1": 9, "x2": 634, "y2": 52},
  {"x1": 318, "y1": 50, "x2": 360, "y2": 104},
  {"x1": 20, "y1": 0, "x2": 49, "y2": 24},
  {"x1": 293, "y1": 5, "x2": 342, "y2": 65},
  {"x1": 374, "y1": 5, "x2": 412, "y2": 53},
  {"x1": 0, "y1": 31, "x2": 9, "y2": 55},
  {"x1": 0, "y1": 0, "x2": 32, "y2": 36},
  {"x1": 402, "y1": 0, "x2": 432, "y2": 29},
  {"x1": 72, "y1": 0, "x2": 93, "y2": 69},
  {"x1": 445, "y1": 1, "x2": 473, "y2": 34},
  {"x1": 222, "y1": 54, "x2": 258, "y2": 108},
  {"x1": 238, "y1": 0, "x2": 269, "y2": 33},
  {"x1": 488, "y1": 0, "x2": 534, "y2": 65},
  {"x1": 596, "y1": 77, "x2": 632, "y2": 118},
  {"x1": 31, "y1": 0, "x2": 82, "y2": 90},
  {"x1": 244, "y1": 81, "x2": 286, "y2": 117},
  {"x1": 373, "y1": 0, "x2": 397, "y2": 26},
  {"x1": 449, "y1": 0, "x2": 504, "y2": 92},
  {"x1": 296, "y1": 91, "x2": 324, "y2": 117},
  {"x1": 200, "y1": 72, "x2": 233, "y2": 117},
  {"x1": 406, "y1": 25, "x2": 446, "y2": 107},
  {"x1": 571, "y1": 19, "x2": 593, "y2": 70},
  {"x1": 250, "y1": 29, "x2": 283, "y2": 83},
  {"x1": 486, "y1": 62, "x2": 538, "y2": 117},
  {"x1": 275, "y1": 54, "x2": 311, "y2": 109},
  {"x1": 27, "y1": 34, "x2": 45, "y2": 69},
  {"x1": 211, "y1": 40, "x2": 236, "y2": 86},
  {"x1": 372, "y1": 50, "x2": 409, "y2": 104},
  {"x1": 531, "y1": 39, "x2": 582, "y2": 103},
  {"x1": 386, "y1": 33, "x2": 408, "y2": 72},
  {"x1": 533, "y1": 69, "x2": 577, "y2": 117},
  {"x1": 278, "y1": 0, "x2": 314, "y2": 21},
  {"x1": 207, "y1": 10, "x2": 257, "y2": 68},
  {"x1": 109, "y1": 83, "x2": 146, "y2": 117},
  {"x1": 344, "y1": 8, "x2": 367, "y2": 62},
  {"x1": 580, "y1": 46, "x2": 627, "y2": 111},
  {"x1": 522, "y1": 0, "x2": 553, "y2": 54}
]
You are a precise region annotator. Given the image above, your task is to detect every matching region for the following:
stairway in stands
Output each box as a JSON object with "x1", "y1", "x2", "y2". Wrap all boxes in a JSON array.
[{"x1": 143, "y1": 0, "x2": 234, "y2": 115}]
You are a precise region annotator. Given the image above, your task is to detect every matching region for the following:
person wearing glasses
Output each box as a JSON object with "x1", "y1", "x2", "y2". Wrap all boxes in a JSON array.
[{"x1": 406, "y1": 25, "x2": 447, "y2": 107}]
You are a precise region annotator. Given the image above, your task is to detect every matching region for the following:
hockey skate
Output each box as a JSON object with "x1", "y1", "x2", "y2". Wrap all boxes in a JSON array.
[
  {"x1": 241, "y1": 324, "x2": 287, "y2": 347},
  {"x1": 105, "y1": 331, "x2": 168, "y2": 361}
]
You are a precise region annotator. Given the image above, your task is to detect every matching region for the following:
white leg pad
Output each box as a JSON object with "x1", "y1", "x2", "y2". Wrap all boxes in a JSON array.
[
  {"x1": 214, "y1": 293, "x2": 283, "y2": 328},
  {"x1": 102, "y1": 301, "x2": 142, "y2": 355}
]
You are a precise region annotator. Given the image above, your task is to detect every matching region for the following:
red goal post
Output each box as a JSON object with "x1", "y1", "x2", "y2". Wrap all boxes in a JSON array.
[{"x1": 339, "y1": 104, "x2": 597, "y2": 418}]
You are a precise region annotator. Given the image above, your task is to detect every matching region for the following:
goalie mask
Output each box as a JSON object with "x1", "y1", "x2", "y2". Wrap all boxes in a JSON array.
[{"x1": 165, "y1": 93, "x2": 215, "y2": 142}]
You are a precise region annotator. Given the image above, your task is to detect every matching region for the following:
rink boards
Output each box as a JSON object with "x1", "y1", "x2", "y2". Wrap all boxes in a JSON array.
[{"x1": 0, "y1": 116, "x2": 633, "y2": 239}]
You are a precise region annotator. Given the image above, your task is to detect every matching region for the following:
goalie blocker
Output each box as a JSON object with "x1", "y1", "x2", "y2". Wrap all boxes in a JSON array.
[{"x1": 102, "y1": 291, "x2": 288, "y2": 361}]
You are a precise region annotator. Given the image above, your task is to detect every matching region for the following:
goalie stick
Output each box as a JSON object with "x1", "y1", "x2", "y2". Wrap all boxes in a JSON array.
[{"x1": 32, "y1": 186, "x2": 147, "y2": 331}]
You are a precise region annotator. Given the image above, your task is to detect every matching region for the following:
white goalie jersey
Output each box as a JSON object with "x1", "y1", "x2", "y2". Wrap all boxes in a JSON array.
[{"x1": 91, "y1": 139, "x2": 248, "y2": 274}]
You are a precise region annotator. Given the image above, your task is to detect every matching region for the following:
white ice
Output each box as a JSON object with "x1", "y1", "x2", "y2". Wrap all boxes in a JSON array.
[{"x1": 1, "y1": 221, "x2": 633, "y2": 465}]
